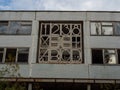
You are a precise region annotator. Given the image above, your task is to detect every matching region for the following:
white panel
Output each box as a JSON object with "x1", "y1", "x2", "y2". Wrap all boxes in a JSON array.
[
  {"x1": 36, "y1": 12, "x2": 86, "y2": 20},
  {"x1": 31, "y1": 64, "x2": 88, "y2": 78},
  {"x1": 89, "y1": 65, "x2": 120, "y2": 79},
  {"x1": 90, "y1": 36, "x2": 120, "y2": 48},
  {"x1": 0, "y1": 12, "x2": 35, "y2": 20},
  {"x1": 0, "y1": 36, "x2": 32, "y2": 47},
  {"x1": 87, "y1": 12, "x2": 111, "y2": 21}
]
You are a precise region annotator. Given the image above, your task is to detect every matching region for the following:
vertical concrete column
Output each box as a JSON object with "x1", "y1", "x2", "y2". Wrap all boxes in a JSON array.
[
  {"x1": 28, "y1": 83, "x2": 32, "y2": 90},
  {"x1": 87, "y1": 84, "x2": 91, "y2": 90}
]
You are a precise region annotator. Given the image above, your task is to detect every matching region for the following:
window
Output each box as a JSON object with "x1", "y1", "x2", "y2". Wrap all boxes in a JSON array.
[
  {"x1": 90, "y1": 22, "x2": 120, "y2": 36},
  {"x1": 38, "y1": 22, "x2": 83, "y2": 63},
  {"x1": 0, "y1": 48, "x2": 29, "y2": 63},
  {"x1": 0, "y1": 21, "x2": 32, "y2": 35},
  {"x1": 92, "y1": 49, "x2": 120, "y2": 64}
]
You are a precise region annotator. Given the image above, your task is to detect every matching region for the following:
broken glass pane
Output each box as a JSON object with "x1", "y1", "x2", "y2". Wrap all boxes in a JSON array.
[
  {"x1": 114, "y1": 22, "x2": 120, "y2": 35},
  {"x1": 91, "y1": 22, "x2": 101, "y2": 35},
  {"x1": 5, "y1": 48, "x2": 16, "y2": 62}
]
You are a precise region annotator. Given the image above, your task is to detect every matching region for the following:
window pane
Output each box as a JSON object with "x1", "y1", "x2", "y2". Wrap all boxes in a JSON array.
[
  {"x1": 18, "y1": 48, "x2": 29, "y2": 53},
  {"x1": 102, "y1": 27, "x2": 113, "y2": 35},
  {"x1": 5, "y1": 49, "x2": 16, "y2": 62},
  {"x1": 0, "y1": 48, "x2": 4, "y2": 62},
  {"x1": 91, "y1": 22, "x2": 101, "y2": 35},
  {"x1": 17, "y1": 53, "x2": 28, "y2": 62},
  {"x1": 104, "y1": 49, "x2": 115, "y2": 54},
  {"x1": 104, "y1": 54, "x2": 116, "y2": 64},
  {"x1": 102, "y1": 22, "x2": 112, "y2": 25},
  {"x1": 0, "y1": 21, "x2": 8, "y2": 34},
  {"x1": 92, "y1": 49, "x2": 103, "y2": 64},
  {"x1": 0, "y1": 53, "x2": 3, "y2": 62},
  {"x1": 9, "y1": 21, "x2": 21, "y2": 34},
  {"x1": 17, "y1": 48, "x2": 29, "y2": 62},
  {"x1": 114, "y1": 22, "x2": 120, "y2": 35},
  {"x1": 117, "y1": 50, "x2": 120, "y2": 64}
]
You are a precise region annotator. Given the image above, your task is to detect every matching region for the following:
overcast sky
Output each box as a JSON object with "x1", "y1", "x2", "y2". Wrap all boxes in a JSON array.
[{"x1": 0, "y1": 0, "x2": 120, "y2": 11}]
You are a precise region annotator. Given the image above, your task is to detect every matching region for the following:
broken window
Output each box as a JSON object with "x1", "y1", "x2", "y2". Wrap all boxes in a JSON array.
[
  {"x1": 117, "y1": 50, "x2": 120, "y2": 64},
  {"x1": 38, "y1": 22, "x2": 83, "y2": 63},
  {"x1": 0, "y1": 48, "x2": 29, "y2": 63},
  {"x1": 17, "y1": 48, "x2": 29, "y2": 62},
  {"x1": 90, "y1": 22, "x2": 120, "y2": 36},
  {"x1": 5, "y1": 48, "x2": 17, "y2": 62},
  {"x1": 0, "y1": 21, "x2": 32, "y2": 35},
  {"x1": 103, "y1": 49, "x2": 116, "y2": 64},
  {"x1": 92, "y1": 49, "x2": 103, "y2": 64},
  {"x1": 0, "y1": 48, "x2": 4, "y2": 62},
  {"x1": 92, "y1": 49, "x2": 118, "y2": 64}
]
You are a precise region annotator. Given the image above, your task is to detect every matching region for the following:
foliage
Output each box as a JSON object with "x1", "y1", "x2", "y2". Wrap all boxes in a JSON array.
[
  {"x1": 0, "y1": 64, "x2": 26, "y2": 90},
  {"x1": 100, "y1": 83, "x2": 120, "y2": 90}
]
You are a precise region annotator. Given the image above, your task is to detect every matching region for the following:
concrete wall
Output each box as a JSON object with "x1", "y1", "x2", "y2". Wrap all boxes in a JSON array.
[{"x1": 0, "y1": 11, "x2": 120, "y2": 79}]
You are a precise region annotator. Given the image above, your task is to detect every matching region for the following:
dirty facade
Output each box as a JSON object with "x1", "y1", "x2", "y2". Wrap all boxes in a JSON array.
[{"x1": 0, "y1": 11, "x2": 120, "y2": 90}]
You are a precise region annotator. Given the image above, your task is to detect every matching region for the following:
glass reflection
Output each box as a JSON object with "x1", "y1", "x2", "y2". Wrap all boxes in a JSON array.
[
  {"x1": 102, "y1": 27, "x2": 113, "y2": 35},
  {"x1": 91, "y1": 22, "x2": 101, "y2": 35},
  {"x1": 114, "y1": 23, "x2": 120, "y2": 35}
]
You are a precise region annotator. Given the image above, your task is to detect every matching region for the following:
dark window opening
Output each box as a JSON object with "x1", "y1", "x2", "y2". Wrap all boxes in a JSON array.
[
  {"x1": 117, "y1": 50, "x2": 120, "y2": 64},
  {"x1": 92, "y1": 49, "x2": 103, "y2": 64},
  {"x1": 5, "y1": 49, "x2": 17, "y2": 62}
]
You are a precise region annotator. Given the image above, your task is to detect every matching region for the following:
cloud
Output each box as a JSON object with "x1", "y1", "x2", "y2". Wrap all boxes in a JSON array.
[{"x1": 0, "y1": 0, "x2": 120, "y2": 11}]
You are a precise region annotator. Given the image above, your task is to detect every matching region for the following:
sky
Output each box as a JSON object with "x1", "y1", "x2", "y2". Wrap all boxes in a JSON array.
[{"x1": 0, "y1": 0, "x2": 120, "y2": 11}]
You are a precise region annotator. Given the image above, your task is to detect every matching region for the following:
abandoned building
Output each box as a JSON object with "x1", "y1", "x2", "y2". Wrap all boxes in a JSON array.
[{"x1": 0, "y1": 11, "x2": 120, "y2": 90}]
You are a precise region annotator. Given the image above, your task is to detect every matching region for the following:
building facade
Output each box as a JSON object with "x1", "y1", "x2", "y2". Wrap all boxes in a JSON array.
[{"x1": 0, "y1": 11, "x2": 120, "y2": 90}]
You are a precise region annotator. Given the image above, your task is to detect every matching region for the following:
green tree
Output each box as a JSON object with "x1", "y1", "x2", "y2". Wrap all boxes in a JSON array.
[{"x1": 0, "y1": 64, "x2": 26, "y2": 90}]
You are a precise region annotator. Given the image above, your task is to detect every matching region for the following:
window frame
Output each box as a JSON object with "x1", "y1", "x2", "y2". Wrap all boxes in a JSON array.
[
  {"x1": 38, "y1": 21, "x2": 83, "y2": 64},
  {"x1": 0, "y1": 21, "x2": 32, "y2": 35},
  {"x1": 91, "y1": 48, "x2": 120, "y2": 65},
  {"x1": 0, "y1": 47, "x2": 29, "y2": 63},
  {"x1": 90, "y1": 21, "x2": 120, "y2": 36}
]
